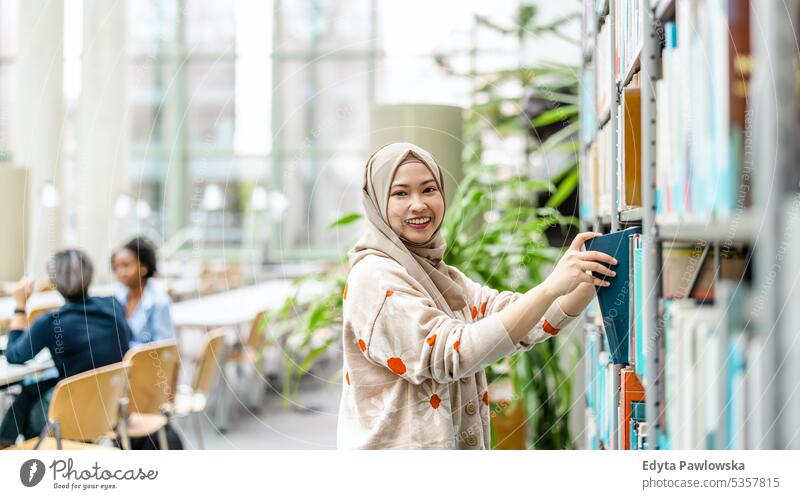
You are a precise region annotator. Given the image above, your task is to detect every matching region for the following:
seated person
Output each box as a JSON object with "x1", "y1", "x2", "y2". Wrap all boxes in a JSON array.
[
  {"x1": 0, "y1": 249, "x2": 131, "y2": 448},
  {"x1": 112, "y1": 237, "x2": 176, "y2": 347}
]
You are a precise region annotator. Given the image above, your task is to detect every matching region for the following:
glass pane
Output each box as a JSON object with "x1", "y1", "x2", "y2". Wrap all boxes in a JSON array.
[
  {"x1": 0, "y1": 64, "x2": 15, "y2": 155},
  {"x1": 273, "y1": 60, "x2": 310, "y2": 150},
  {"x1": 185, "y1": 0, "x2": 236, "y2": 54},
  {"x1": 127, "y1": 0, "x2": 180, "y2": 55},
  {"x1": 128, "y1": 61, "x2": 167, "y2": 149},
  {"x1": 279, "y1": 153, "x2": 363, "y2": 251},
  {"x1": 278, "y1": 0, "x2": 374, "y2": 54},
  {"x1": 316, "y1": 0, "x2": 373, "y2": 53},
  {"x1": 0, "y1": 0, "x2": 19, "y2": 57},
  {"x1": 314, "y1": 59, "x2": 370, "y2": 151},
  {"x1": 186, "y1": 61, "x2": 235, "y2": 148}
]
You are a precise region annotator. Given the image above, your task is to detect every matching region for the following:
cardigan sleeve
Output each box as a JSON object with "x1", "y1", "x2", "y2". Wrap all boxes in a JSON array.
[
  {"x1": 344, "y1": 256, "x2": 519, "y2": 385},
  {"x1": 450, "y1": 267, "x2": 580, "y2": 351}
]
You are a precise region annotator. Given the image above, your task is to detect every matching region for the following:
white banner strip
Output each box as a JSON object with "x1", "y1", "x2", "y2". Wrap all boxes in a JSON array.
[{"x1": 2, "y1": 450, "x2": 798, "y2": 498}]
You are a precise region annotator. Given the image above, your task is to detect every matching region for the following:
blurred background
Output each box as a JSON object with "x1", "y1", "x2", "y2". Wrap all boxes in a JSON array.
[
  {"x1": 0, "y1": 0, "x2": 585, "y2": 450},
  {"x1": 0, "y1": 0, "x2": 579, "y2": 278}
]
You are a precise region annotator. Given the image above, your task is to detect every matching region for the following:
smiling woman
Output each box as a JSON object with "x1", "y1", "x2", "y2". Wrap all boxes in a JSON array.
[
  {"x1": 387, "y1": 153, "x2": 446, "y2": 244},
  {"x1": 337, "y1": 142, "x2": 616, "y2": 449}
]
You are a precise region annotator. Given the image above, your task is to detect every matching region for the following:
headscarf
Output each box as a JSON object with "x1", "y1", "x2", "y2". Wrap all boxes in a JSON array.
[{"x1": 349, "y1": 142, "x2": 467, "y2": 316}]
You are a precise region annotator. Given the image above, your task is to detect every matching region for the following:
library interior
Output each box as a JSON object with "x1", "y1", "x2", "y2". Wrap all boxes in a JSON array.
[{"x1": 0, "y1": 0, "x2": 798, "y2": 451}]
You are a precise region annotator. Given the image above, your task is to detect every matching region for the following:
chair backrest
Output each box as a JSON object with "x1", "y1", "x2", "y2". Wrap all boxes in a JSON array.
[
  {"x1": 27, "y1": 305, "x2": 59, "y2": 324},
  {"x1": 245, "y1": 311, "x2": 268, "y2": 352},
  {"x1": 192, "y1": 329, "x2": 227, "y2": 394},
  {"x1": 47, "y1": 362, "x2": 130, "y2": 443},
  {"x1": 123, "y1": 340, "x2": 181, "y2": 414}
]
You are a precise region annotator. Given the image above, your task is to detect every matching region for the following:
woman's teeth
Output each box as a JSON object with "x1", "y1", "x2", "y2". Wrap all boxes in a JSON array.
[{"x1": 406, "y1": 217, "x2": 431, "y2": 225}]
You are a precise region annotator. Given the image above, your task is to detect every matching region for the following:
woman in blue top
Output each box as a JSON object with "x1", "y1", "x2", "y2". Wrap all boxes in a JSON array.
[{"x1": 112, "y1": 237, "x2": 176, "y2": 347}]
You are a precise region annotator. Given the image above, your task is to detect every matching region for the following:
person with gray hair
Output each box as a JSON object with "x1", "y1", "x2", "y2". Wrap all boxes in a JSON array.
[
  {"x1": 0, "y1": 249, "x2": 132, "y2": 448},
  {"x1": 48, "y1": 248, "x2": 94, "y2": 299}
]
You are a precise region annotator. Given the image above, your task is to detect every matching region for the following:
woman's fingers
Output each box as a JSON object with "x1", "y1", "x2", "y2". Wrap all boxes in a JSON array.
[
  {"x1": 580, "y1": 261, "x2": 616, "y2": 278},
  {"x1": 569, "y1": 231, "x2": 603, "y2": 252},
  {"x1": 576, "y1": 250, "x2": 617, "y2": 266},
  {"x1": 593, "y1": 277, "x2": 611, "y2": 287}
]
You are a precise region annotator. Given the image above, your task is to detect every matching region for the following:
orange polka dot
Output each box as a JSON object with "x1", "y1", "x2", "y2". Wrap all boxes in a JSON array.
[
  {"x1": 471, "y1": 306, "x2": 478, "y2": 320},
  {"x1": 426, "y1": 334, "x2": 436, "y2": 346},
  {"x1": 387, "y1": 357, "x2": 406, "y2": 375},
  {"x1": 386, "y1": 290, "x2": 393, "y2": 297},
  {"x1": 358, "y1": 339, "x2": 367, "y2": 352},
  {"x1": 430, "y1": 394, "x2": 441, "y2": 409},
  {"x1": 345, "y1": 371, "x2": 350, "y2": 385},
  {"x1": 343, "y1": 281, "x2": 348, "y2": 300},
  {"x1": 543, "y1": 319, "x2": 560, "y2": 336},
  {"x1": 453, "y1": 340, "x2": 460, "y2": 353},
  {"x1": 480, "y1": 301, "x2": 487, "y2": 316},
  {"x1": 482, "y1": 391, "x2": 489, "y2": 405}
]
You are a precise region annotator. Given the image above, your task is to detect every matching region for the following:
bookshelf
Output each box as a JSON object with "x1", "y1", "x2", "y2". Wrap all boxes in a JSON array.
[{"x1": 579, "y1": 0, "x2": 800, "y2": 449}]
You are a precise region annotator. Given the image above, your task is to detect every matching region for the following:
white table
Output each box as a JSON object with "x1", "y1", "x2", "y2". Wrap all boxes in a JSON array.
[
  {"x1": 170, "y1": 279, "x2": 327, "y2": 329},
  {"x1": 168, "y1": 278, "x2": 327, "y2": 432},
  {"x1": 0, "y1": 351, "x2": 55, "y2": 388}
]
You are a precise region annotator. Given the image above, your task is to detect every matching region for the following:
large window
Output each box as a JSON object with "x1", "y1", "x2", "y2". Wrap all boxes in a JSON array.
[{"x1": 127, "y1": 0, "x2": 378, "y2": 259}]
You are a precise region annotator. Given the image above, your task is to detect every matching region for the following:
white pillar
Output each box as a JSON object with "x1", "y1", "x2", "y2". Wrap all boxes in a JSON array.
[
  {"x1": 13, "y1": 0, "x2": 64, "y2": 284},
  {"x1": 75, "y1": 0, "x2": 127, "y2": 283}
]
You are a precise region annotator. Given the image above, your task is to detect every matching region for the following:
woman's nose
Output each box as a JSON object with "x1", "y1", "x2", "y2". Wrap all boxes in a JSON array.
[{"x1": 409, "y1": 197, "x2": 427, "y2": 211}]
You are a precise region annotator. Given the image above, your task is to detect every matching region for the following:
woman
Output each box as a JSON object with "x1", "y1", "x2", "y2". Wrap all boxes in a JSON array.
[
  {"x1": 337, "y1": 142, "x2": 616, "y2": 449},
  {"x1": 0, "y1": 249, "x2": 132, "y2": 447},
  {"x1": 112, "y1": 237, "x2": 175, "y2": 347}
]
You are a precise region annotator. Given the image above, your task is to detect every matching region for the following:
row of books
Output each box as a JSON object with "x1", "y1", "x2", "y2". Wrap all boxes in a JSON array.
[
  {"x1": 580, "y1": 77, "x2": 643, "y2": 220},
  {"x1": 654, "y1": 0, "x2": 752, "y2": 218},
  {"x1": 583, "y1": 227, "x2": 751, "y2": 449},
  {"x1": 614, "y1": 0, "x2": 642, "y2": 83},
  {"x1": 596, "y1": 19, "x2": 612, "y2": 118},
  {"x1": 660, "y1": 282, "x2": 760, "y2": 450},
  {"x1": 579, "y1": 120, "x2": 612, "y2": 220}
]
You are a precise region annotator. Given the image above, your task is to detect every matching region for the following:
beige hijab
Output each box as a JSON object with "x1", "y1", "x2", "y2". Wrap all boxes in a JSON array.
[{"x1": 349, "y1": 142, "x2": 467, "y2": 316}]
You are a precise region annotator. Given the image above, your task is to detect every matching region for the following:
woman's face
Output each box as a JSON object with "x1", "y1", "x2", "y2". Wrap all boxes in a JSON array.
[
  {"x1": 387, "y1": 161, "x2": 445, "y2": 244},
  {"x1": 112, "y1": 249, "x2": 146, "y2": 289}
]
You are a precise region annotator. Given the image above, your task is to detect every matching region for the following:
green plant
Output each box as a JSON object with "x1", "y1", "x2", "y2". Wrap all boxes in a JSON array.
[
  {"x1": 435, "y1": 3, "x2": 583, "y2": 449},
  {"x1": 260, "y1": 214, "x2": 356, "y2": 409}
]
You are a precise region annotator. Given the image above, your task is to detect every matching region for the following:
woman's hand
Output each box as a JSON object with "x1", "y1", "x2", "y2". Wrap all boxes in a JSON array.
[
  {"x1": 542, "y1": 232, "x2": 618, "y2": 297},
  {"x1": 11, "y1": 278, "x2": 34, "y2": 309}
]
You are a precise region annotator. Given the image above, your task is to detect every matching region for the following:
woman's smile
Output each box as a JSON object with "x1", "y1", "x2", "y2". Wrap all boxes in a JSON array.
[{"x1": 405, "y1": 216, "x2": 433, "y2": 230}]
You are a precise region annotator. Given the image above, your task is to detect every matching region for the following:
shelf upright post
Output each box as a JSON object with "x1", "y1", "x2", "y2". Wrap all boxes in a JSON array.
[{"x1": 640, "y1": 0, "x2": 662, "y2": 449}]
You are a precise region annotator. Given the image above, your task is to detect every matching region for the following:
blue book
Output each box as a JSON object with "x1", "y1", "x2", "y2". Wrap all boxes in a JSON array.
[
  {"x1": 633, "y1": 239, "x2": 646, "y2": 382},
  {"x1": 584, "y1": 226, "x2": 642, "y2": 364}
]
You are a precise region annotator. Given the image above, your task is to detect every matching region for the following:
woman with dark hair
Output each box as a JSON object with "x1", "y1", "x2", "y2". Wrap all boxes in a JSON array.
[
  {"x1": 112, "y1": 237, "x2": 175, "y2": 346},
  {"x1": 0, "y1": 249, "x2": 132, "y2": 447}
]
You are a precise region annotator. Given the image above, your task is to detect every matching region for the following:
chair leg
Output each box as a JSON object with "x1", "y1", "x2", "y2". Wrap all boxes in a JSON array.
[
  {"x1": 157, "y1": 427, "x2": 169, "y2": 450},
  {"x1": 191, "y1": 412, "x2": 204, "y2": 450}
]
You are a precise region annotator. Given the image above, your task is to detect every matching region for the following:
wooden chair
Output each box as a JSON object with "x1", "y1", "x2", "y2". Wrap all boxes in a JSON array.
[
  {"x1": 227, "y1": 311, "x2": 269, "y2": 414},
  {"x1": 27, "y1": 305, "x2": 59, "y2": 325},
  {"x1": 7, "y1": 362, "x2": 130, "y2": 450},
  {"x1": 122, "y1": 341, "x2": 181, "y2": 449},
  {"x1": 166, "y1": 329, "x2": 226, "y2": 449}
]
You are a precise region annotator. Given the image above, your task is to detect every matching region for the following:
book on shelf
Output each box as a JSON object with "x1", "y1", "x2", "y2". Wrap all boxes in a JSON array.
[
  {"x1": 655, "y1": 0, "x2": 752, "y2": 220},
  {"x1": 661, "y1": 242, "x2": 748, "y2": 300},
  {"x1": 620, "y1": 367, "x2": 645, "y2": 450},
  {"x1": 614, "y1": 0, "x2": 642, "y2": 82},
  {"x1": 619, "y1": 87, "x2": 642, "y2": 211},
  {"x1": 584, "y1": 226, "x2": 641, "y2": 364}
]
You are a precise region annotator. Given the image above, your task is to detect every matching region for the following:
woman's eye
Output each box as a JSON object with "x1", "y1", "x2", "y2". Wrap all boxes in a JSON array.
[
  {"x1": 424, "y1": 187, "x2": 437, "y2": 193},
  {"x1": 392, "y1": 191, "x2": 406, "y2": 197}
]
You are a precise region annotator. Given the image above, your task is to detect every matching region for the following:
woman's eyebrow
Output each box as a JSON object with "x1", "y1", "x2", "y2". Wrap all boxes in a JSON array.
[{"x1": 391, "y1": 178, "x2": 437, "y2": 188}]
